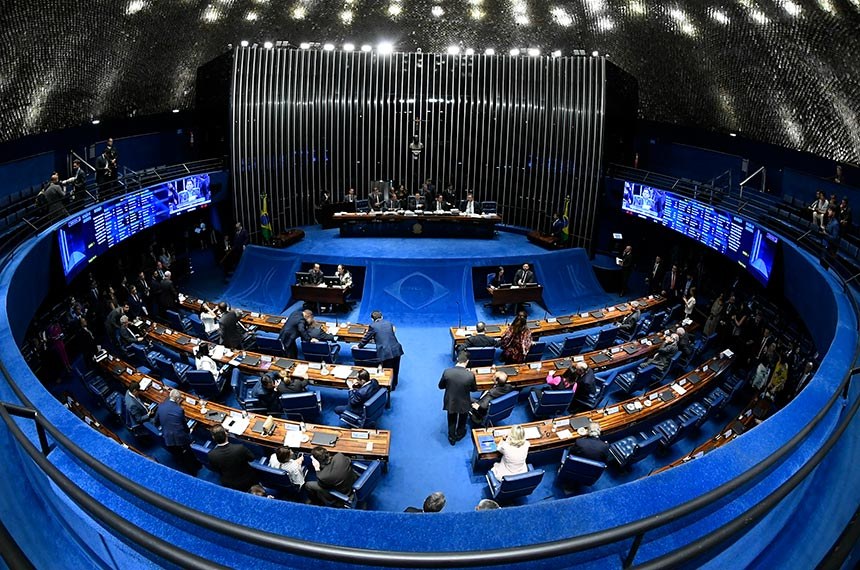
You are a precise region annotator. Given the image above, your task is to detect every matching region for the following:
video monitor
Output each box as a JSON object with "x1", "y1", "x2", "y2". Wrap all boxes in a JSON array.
[{"x1": 295, "y1": 271, "x2": 311, "y2": 285}]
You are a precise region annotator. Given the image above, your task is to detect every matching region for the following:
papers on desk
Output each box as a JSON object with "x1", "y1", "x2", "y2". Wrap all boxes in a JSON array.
[
  {"x1": 547, "y1": 317, "x2": 557, "y2": 323},
  {"x1": 580, "y1": 313, "x2": 589, "y2": 318},
  {"x1": 466, "y1": 325, "x2": 477, "y2": 331},
  {"x1": 293, "y1": 364, "x2": 309, "y2": 378},
  {"x1": 326, "y1": 324, "x2": 339, "y2": 335},
  {"x1": 671, "y1": 383, "x2": 687, "y2": 396},
  {"x1": 455, "y1": 328, "x2": 468, "y2": 337},
  {"x1": 476, "y1": 367, "x2": 493, "y2": 375},
  {"x1": 556, "y1": 429, "x2": 573, "y2": 440},
  {"x1": 720, "y1": 349, "x2": 734, "y2": 358},
  {"x1": 139, "y1": 377, "x2": 152, "y2": 391},
  {"x1": 493, "y1": 428, "x2": 511, "y2": 438},
  {"x1": 331, "y1": 366, "x2": 353, "y2": 380},
  {"x1": 222, "y1": 414, "x2": 250, "y2": 435},
  {"x1": 212, "y1": 345, "x2": 226, "y2": 360},
  {"x1": 523, "y1": 426, "x2": 542, "y2": 440},
  {"x1": 284, "y1": 430, "x2": 305, "y2": 448}
]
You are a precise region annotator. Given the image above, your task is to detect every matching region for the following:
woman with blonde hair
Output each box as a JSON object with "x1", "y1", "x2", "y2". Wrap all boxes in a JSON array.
[{"x1": 491, "y1": 425, "x2": 530, "y2": 479}]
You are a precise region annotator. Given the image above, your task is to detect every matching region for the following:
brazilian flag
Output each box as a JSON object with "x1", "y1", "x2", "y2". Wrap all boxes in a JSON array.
[
  {"x1": 260, "y1": 194, "x2": 272, "y2": 241},
  {"x1": 561, "y1": 195, "x2": 570, "y2": 243}
]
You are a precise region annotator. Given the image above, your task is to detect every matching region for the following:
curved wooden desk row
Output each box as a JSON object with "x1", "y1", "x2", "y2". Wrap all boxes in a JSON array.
[
  {"x1": 650, "y1": 397, "x2": 773, "y2": 476},
  {"x1": 62, "y1": 393, "x2": 149, "y2": 458},
  {"x1": 94, "y1": 353, "x2": 391, "y2": 461},
  {"x1": 450, "y1": 294, "x2": 667, "y2": 348},
  {"x1": 470, "y1": 323, "x2": 699, "y2": 391},
  {"x1": 471, "y1": 353, "x2": 735, "y2": 462},
  {"x1": 137, "y1": 319, "x2": 393, "y2": 391},
  {"x1": 178, "y1": 294, "x2": 369, "y2": 343}
]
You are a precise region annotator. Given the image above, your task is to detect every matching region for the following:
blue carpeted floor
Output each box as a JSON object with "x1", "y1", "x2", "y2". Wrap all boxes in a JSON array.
[{"x1": 58, "y1": 228, "x2": 745, "y2": 512}]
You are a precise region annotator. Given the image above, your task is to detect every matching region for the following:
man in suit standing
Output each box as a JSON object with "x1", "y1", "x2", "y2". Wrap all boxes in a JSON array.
[
  {"x1": 646, "y1": 255, "x2": 664, "y2": 293},
  {"x1": 458, "y1": 322, "x2": 498, "y2": 358},
  {"x1": 124, "y1": 381, "x2": 153, "y2": 429},
  {"x1": 208, "y1": 425, "x2": 257, "y2": 492},
  {"x1": 439, "y1": 351, "x2": 477, "y2": 445},
  {"x1": 459, "y1": 193, "x2": 481, "y2": 215},
  {"x1": 155, "y1": 389, "x2": 200, "y2": 474},
  {"x1": 661, "y1": 264, "x2": 682, "y2": 300},
  {"x1": 126, "y1": 285, "x2": 148, "y2": 318},
  {"x1": 357, "y1": 310, "x2": 404, "y2": 388},
  {"x1": 469, "y1": 371, "x2": 511, "y2": 422},
  {"x1": 568, "y1": 422, "x2": 610, "y2": 462},
  {"x1": 279, "y1": 309, "x2": 313, "y2": 358},
  {"x1": 306, "y1": 447, "x2": 357, "y2": 506},
  {"x1": 619, "y1": 245, "x2": 634, "y2": 296},
  {"x1": 218, "y1": 302, "x2": 247, "y2": 350},
  {"x1": 41, "y1": 173, "x2": 68, "y2": 216},
  {"x1": 513, "y1": 263, "x2": 536, "y2": 286},
  {"x1": 334, "y1": 369, "x2": 380, "y2": 420},
  {"x1": 157, "y1": 271, "x2": 179, "y2": 316},
  {"x1": 61, "y1": 159, "x2": 87, "y2": 202}
]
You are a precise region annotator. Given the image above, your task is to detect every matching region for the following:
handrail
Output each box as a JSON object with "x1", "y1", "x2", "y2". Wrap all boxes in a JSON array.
[{"x1": 0, "y1": 160, "x2": 857, "y2": 567}]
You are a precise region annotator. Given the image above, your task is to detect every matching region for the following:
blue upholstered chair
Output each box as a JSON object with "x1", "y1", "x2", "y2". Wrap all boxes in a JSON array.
[
  {"x1": 486, "y1": 464, "x2": 544, "y2": 501},
  {"x1": 557, "y1": 449, "x2": 607, "y2": 486},
  {"x1": 329, "y1": 460, "x2": 385, "y2": 509},
  {"x1": 465, "y1": 347, "x2": 496, "y2": 368},
  {"x1": 230, "y1": 368, "x2": 260, "y2": 406},
  {"x1": 351, "y1": 346, "x2": 379, "y2": 367},
  {"x1": 255, "y1": 331, "x2": 285, "y2": 356},
  {"x1": 524, "y1": 341, "x2": 547, "y2": 363},
  {"x1": 339, "y1": 388, "x2": 387, "y2": 428},
  {"x1": 683, "y1": 401, "x2": 710, "y2": 428},
  {"x1": 481, "y1": 390, "x2": 519, "y2": 427},
  {"x1": 527, "y1": 389, "x2": 574, "y2": 418},
  {"x1": 609, "y1": 431, "x2": 663, "y2": 468},
  {"x1": 301, "y1": 340, "x2": 340, "y2": 363},
  {"x1": 186, "y1": 314, "x2": 219, "y2": 342},
  {"x1": 250, "y1": 457, "x2": 306, "y2": 496},
  {"x1": 548, "y1": 335, "x2": 587, "y2": 358},
  {"x1": 152, "y1": 353, "x2": 189, "y2": 386},
  {"x1": 186, "y1": 368, "x2": 228, "y2": 399},
  {"x1": 703, "y1": 386, "x2": 730, "y2": 413},
  {"x1": 584, "y1": 325, "x2": 620, "y2": 352},
  {"x1": 165, "y1": 310, "x2": 192, "y2": 334},
  {"x1": 653, "y1": 352, "x2": 683, "y2": 385},
  {"x1": 190, "y1": 440, "x2": 213, "y2": 468},
  {"x1": 127, "y1": 343, "x2": 157, "y2": 374},
  {"x1": 615, "y1": 364, "x2": 657, "y2": 395},
  {"x1": 278, "y1": 391, "x2": 322, "y2": 421}
]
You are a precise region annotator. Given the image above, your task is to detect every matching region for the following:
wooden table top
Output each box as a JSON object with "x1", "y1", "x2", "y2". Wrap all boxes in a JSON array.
[
  {"x1": 137, "y1": 319, "x2": 393, "y2": 390},
  {"x1": 334, "y1": 212, "x2": 502, "y2": 223},
  {"x1": 178, "y1": 294, "x2": 369, "y2": 343},
  {"x1": 95, "y1": 354, "x2": 391, "y2": 461},
  {"x1": 62, "y1": 392, "x2": 149, "y2": 458},
  {"x1": 450, "y1": 294, "x2": 667, "y2": 345},
  {"x1": 470, "y1": 323, "x2": 699, "y2": 391},
  {"x1": 471, "y1": 353, "x2": 734, "y2": 462}
]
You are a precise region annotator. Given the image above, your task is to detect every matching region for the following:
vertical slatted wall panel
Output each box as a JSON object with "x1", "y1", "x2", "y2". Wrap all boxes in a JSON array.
[{"x1": 231, "y1": 47, "x2": 608, "y2": 248}]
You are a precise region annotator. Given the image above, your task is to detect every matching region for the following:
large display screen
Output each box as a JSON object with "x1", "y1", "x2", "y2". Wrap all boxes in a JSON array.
[
  {"x1": 58, "y1": 173, "x2": 212, "y2": 281},
  {"x1": 622, "y1": 181, "x2": 778, "y2": 286}
]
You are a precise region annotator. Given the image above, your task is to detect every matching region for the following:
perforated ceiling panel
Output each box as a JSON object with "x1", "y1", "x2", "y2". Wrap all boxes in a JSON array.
[{"x1": 1, "y1": 1, "x2": 858, "y2": 162}]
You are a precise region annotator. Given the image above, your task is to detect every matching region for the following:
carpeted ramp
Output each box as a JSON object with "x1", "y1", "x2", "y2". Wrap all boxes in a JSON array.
[
  {"x1": 222, "y1": 246, "x2": 300, "y2": 313},
  {"x1": 536, "y1": 248, "x2": 612, "y2": 314}
]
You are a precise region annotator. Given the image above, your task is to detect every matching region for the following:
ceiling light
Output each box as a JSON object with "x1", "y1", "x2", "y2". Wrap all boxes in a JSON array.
[
  {"x1": 729, "y1": 132, "x2": 738, "y2": 137},
  {"x1": 484, "y1": 48, "x2": 496, "y2": 56},
  {"x1": 300, "y1": 42, "x2": 311, "y2": 49},
  {"x1": 432, "y1": 5, "x2": 444, "y2": 17},
  {"x1": 377, "y1": 42, "x2": 394, "y2": 55},
  {"x1": 263, "y1": 41, "x2": 273, "y2": 49},
  {"x1": 551, "y1": 50, "x2": 562, "y2": 58},
  {"x1": 361, "y1": 44, "x2": 372, "y2": 52},
  {"x1": 91, "y1": 119, "x2": 100, "y2": 125},
  {"x1": 291, "y1": 6, "x2": 306, "y2": 19},
  {"x1": 465, "y1": 48, "x2": 475, "y2": 56},
  {"x1": 527, "y1": 47, "x2": 540, "y2": 57},
  {"x1": 240, "y1": 40, "x2": 249, "y2": 47},
  {"x1": 447, "y1": 45, "x2": 460, "y2": 55},
  {"x1": 388, "y1": 4, "x2": 402, "y2": 16},
  {"x1": 323, "y1": 43, "x2": 335, "y2": 51},
  {"x1": 509, "y1": 48, "x2": 521, "y2": 56},
  {"x1": 172, "y1": 109, "x2": 180, "y2": 113},
  {"x1": 343, "y1": 43, "x2": 355, "y2": 51},
  {"x1": 340, "y1": 10, "x2": 353, "y2": 23},
  {"x1": 470, "y1": 7, "x2": 484, "y2": 19},
  {"x1": 245, "y1": 11, "x2": 258, "y2": 21},
  {"x1": 591, "y1": 50, "x2": 599, "y2": 57}
]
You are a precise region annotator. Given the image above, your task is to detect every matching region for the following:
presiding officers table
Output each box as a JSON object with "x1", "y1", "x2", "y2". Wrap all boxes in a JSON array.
[
  {"x1": 95, "y1": 353, "x2": 390, "y2": 461},
  {"x1": 334, "y1": 211, "x2": 502, "y2": 238},
  {"x1": 487, "y1": 284, "x2": 545, "y2": 307}
]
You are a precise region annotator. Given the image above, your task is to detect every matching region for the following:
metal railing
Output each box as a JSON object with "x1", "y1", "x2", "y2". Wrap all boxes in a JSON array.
[{"x1": 0, "y1": 161, "x2": 857, "y2": 568}]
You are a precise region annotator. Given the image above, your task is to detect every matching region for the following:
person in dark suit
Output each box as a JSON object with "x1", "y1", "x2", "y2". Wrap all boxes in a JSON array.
[
  {"x1": 250, "y1": 375, "x2": 282, "y2": 414},
  {"x1": 618, "y1": 245, "x2": 633, "y2": 296},
  {"x1": 126, "y1": 285, "x2": 148, "y2": 318},
  {"x1": 104, "y1": 303, "x2": 128, "y2": 345},
  {"x1": 307, "y1": 263, "x2": 324, "y2": 285},
  {"x1": 61, "y1": 159, "x2": 87, "y2": 202},
  {"x1": 643, "y1": 333, "x2": 679, "y2": 372},
  {"x1": 820, "y1": 207, "x2": 840, "y2": 270},
  {"x1": 41, "y1": 173, "x2": 68, "y2": 216},
  {"x1": 572, "y1": 362, "x2": 598, "y2": 407},
  {"x1": 405, "y1": 492, "x2": 447, "y2": 513},
  {"x1": 430, "y1": 194, "x2": 450, "y2": 212},
  {"x1": 357, "y1": 310, "x2": 404, "y2": 388},
  {"x1": 276, "y1": 370, "x2": 310, "y2": 393},
  {"x1": 95, "y1": 151, "x2": 113, "y2": 191},
  {"x1": 306, "y1": 316, "x2": 336, "y2": 342},
  {"x1": 155, "y1": 389, "x2": 200, "y2": 474},
  {"x1": 550, "y1": 212, "x2": 564, "y2": 238},
  {"x1": 124, "y1": 381, "x2": 153, "y2": 428},
  {"x1": 459, "y1": 193, "x2": 481, "y2": 215},
  {"x1": 334, "y1": 369, "x2": 380, "y2": 418},
  {"x1": 513, "y1": 263, "x2": 535, "y2": 286},
  {"x1": 459, "y1": 322, "x2": 499, "y2": 357},
  {"x1": 619, "y1": 308, "x2": 641, "y2": 336},
  {"x1": 306, "y1": 447, "x2": 357, "y2": 506},
  {"x1": 469, "y1": 371, "x2": 512, "y2": 422},
  {"x1": 117, "y1": 316, "x2": 142, "y2": 352},
  {"x1": 156, "y1": 271, "x2": 179, "y2": 316},
  {"x1": 208, "y1": 425, "x2": 257, "y2": 492},
  {"x1": 568, "y1": 422, "x2": 610, "y2": 462},
  {"x1": 438, "y1": 351, "x2": 477, "y2": 445},
  {"x1": 488, "y1": 267, "x2": 508, "y2": 289},
  {"x1": 676, "y1": 326, "x2": 694, "y2": 358},
  {"x1": 408, "y1": 191, "x2": 425, "y2": 210},
  {"x1": 645, "y1": 256, "x2": 665, "y2": 294},
  {"x1": 385, "y1": 191, "x2": 402, "y2": 211},
  {"x1": 218, "y1": 302, "x2": 247, "y2": 350},
  {"x1": 661, "y1": 264, "x2": 682, "y2": 300},
  {"x1": 279, "y1": 309, "x2": 313, "y2": 358}
]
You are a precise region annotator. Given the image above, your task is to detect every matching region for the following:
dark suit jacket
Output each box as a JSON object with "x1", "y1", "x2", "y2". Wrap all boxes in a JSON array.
[
  {"x1": 678, "y1": 334, "x2": 694, "y2": 357},
  {"x1": 475, "y1": 383, "x2": 513, "y2": 411},
  {"x1": 251, "y1": 382, "x2": 282, "y2": 413},
  {"x1": 347, "y1": 378, "x2": 380, "y2": 413},
  {"x1": 570, "y1": 436, "x2": 610, "y2": 463},
  {"x1": 307, "y1": 325, "x2": 335, "y2": 342},
  {"x1": 279, "y1": 310, "x2": 310, "y2": 347},
  {"x1": 316, "y1": 453, "x2": 357, "y2": 493},
  {"x1": 278, "y1": 377, "x2": 309, "y2": 393},
  {"x1": 648, "y1": 342, "x2": 679, "y2": 372},
  {"x1": 157, "y1": 279, "x2": 178, "y2": 311},
  {"x1": 208, "y1": 443, "x2": 256, "y2": 491},
  {"x1": 576, "y1": 368, "x2": 598, "y2": 400},
  {"x1": 463, "y1": 333, "x2": 498, "y2": 350},
  {"x1": 359, "y1": 319, "x2": 404, "y2": 360},
  {"x1": 429, "y1": 199, "x2": 450, "y2": 212},
  {"x1": 459, "y1": 200, "x2": 481, "y2": 214},
  {"x1": 662, "y1": 270, "x2": 681, "y2": 298},
  {"x1": 127, "y1": 294, "x2": 147, "y2": 318},
  {"x1": 514, "y1": 269, "x2": 535, "y2": 285},
  {"x1": 219, "y1": 311, "x2": 245, "y2": 349},
  {"x1": 489, "y1": 273, "x2": 509, "y2": 288},
  {"x1": 124, "y1": 392, "x2": 149, "y2": 426},
  {"x1": 155, "y1": 399, "x2": 191, "y2": 447},
  {"x1": 408, "y1": 196, "x2": 426, "y2": 210},
  {"x1": 307, "y1": 268, "x2": 324, "y2": 285},
  {"x1": 439, "y1": 366, "x2": 477, "y2": 413}
]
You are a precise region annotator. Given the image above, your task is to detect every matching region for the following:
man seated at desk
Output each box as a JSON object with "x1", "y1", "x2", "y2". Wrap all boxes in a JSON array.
[
  {"x1": 275, "y1": 370, "x2": 310, "y2": 393},
  {"x1": 430, "y1": 194, "x2": 451, "y2": 213},
  {"x1": 460, "y1": 193, "x2": 481, "y2": 215},
  {"x1": 408, "y1": 191, "x2": 426, "y2": 210},
  {"x1": 306, "y1": 447, "x2": 357, "y2": 507},
  {"x1": 307, "y1": 263, "x2": 324, "y2": 285},
  {"x1": 306, "y1": 314, "x2": 336, "y2": 342},
  {"x1": 469, "y1": 371, "x2": 512, "y2": 422},
  {"x1": 344, "y1": 188, "x2": 357, "y2": 204},
  {"x1": 642, "y1": 333, "x2": 679, "y2": 373},
  {"x1": 458, "y1": 322, "x2": 498, "y2": 357},
  {"x1": 250, "y1": 374, "x2": 282, "y2": 414},
  {"x1": 335, "y1": 265, "x2": 353, "y2": 288},
  {"x1": 514, "y1": 263, "x2": 536, "y2": 286},
  {"x1": 567, "y1": 422, "x2": 610, "y2": 463},
  {"x1": 385, "y1": 190, "x2": 402, "y2": 211},
  {"x1": 334, "y1": 369, "x2": 380, "y2": 419}
]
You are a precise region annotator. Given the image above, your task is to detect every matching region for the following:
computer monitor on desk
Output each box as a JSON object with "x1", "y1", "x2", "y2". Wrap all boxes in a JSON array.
[
  {"x1": 295, "y1": 271, "x2": 312, "y2": 285},
  {"x1": 324, "y1": 276, "x2": 341, "y2": 287}
]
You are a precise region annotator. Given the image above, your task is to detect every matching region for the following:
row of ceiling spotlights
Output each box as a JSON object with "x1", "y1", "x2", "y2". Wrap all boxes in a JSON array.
[{"x1": 238, "y1": 40, "x2": 600, "y2": 58}]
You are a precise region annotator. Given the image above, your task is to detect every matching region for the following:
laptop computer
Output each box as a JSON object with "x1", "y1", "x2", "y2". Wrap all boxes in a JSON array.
[{"x1": 310, "y1": 432, "x2": 338, "y2": 447}]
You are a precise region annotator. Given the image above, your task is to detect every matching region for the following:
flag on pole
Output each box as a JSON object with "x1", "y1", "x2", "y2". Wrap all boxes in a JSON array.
[
  {"x1": 561, "y1": 195, "x2": 571, "y2": 243},
  {"x1": 260, "y1": 194, "x2": 272, "y2": 241}
]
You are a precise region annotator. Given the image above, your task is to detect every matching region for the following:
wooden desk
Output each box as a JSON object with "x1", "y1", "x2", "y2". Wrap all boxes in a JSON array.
[
  {"x1": 95, "y1": 354, "x2": 391, "y2": 461},
  {"x1": 291, "y1": 284, "x2": 350, "y2": 306},
  {"x1": 450, "y1": 294, "x2": 667, "y2": 350},
  {"x1": 471, "y1": 354, "x2": 734, "y2": 463},
  {"x1": 487, "y1": 285, "x2": 545, "y2": 307},
  {"x1": 138, "y1": 320, "x2": 393, "y2": 392},
  {"x1": 62, "y1": 393, "x2": 149, "y2": 458},
  {"x1": 470, "y1": 324, "x2": 698, "y2": 391},
  {"x1": 178, "y1": 294, "x2": 369, "y2": 343},
  {"x1": 334, "y1": 212, "x2": 502, "y2": 239},
  {"x1": 650, "y1": 397, "x2": 772, "y2": 475}
]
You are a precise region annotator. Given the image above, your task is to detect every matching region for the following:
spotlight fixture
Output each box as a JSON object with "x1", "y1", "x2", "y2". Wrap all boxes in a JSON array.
[
  {"x1": 377, "y1": 42, "x2": 394, "y2": 55},
  {"x1": 591, "y1": 50, "x2": 599, "y2": 57},
  {"x1": 551, "y1": 50, "x2": 562, "y2": 58},
  {"x1": 240, "y1": 40, "x2": 249, "y2": 48},
  {"x1": 263, "y1": 41, "x2": 273, "y2": 49},
  {"x1": 343, "y1": 43, "x2": 355, "y2": 52},
  {"x1": 172, "y1": 109, "x2": 180, "y2": 113},
  {"x1": 447, "y1": 45, "x2": 460, "y2": 55},
  {"x1": 323, "y1": 43, "x2": 335, "y2": 51},
  {"x1": 361, "y1": 44, "x2": 372, "y2": 52},
  {"x1": 484, "y1": 48, "x2": 496, "y2": 56},
  {"x1": 91, "y1": 119, "x2": 100, "y2": 125},
  {"x1": 729, "y1": 132, "x2": 738, "y2": 137},
  {"x1": 509, "y1": 48, "x2": 521, "y2": 56},
  {"x1": 300, "y1": 42, "x2": 311, "y2": 49},
  {"x1": 431, "y1": 5, "x2": 444, "y2": 17},
  {"x1": 527, "y1": 47, "x2": 540, "y2": 57},
  {"x1": 465, "y1": 48, "x2": 475, "y2": 56}
]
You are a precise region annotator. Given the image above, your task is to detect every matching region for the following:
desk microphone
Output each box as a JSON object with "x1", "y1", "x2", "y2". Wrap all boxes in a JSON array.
[
  {"x1": 456, "y1": 301, "x2": 461, "y2": 328},
  {"x1": 543, "y1": 310, "x2": 548, "y2": 322}
]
